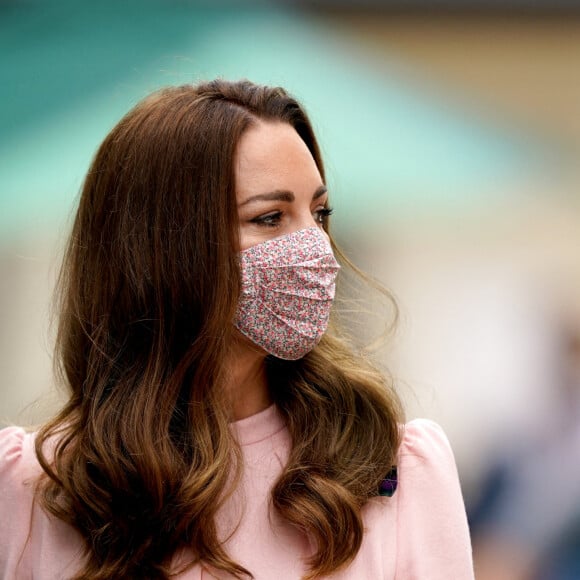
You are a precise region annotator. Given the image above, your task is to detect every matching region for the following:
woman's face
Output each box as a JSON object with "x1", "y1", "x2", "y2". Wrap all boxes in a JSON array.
[{"x1": 235, "y1": 120, "x2": 330, "y2": 251}]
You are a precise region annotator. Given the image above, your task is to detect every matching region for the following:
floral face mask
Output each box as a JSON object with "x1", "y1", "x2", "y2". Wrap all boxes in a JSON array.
[{"x1": 234, "y1": 227, "x2": 340, "y2": 360}]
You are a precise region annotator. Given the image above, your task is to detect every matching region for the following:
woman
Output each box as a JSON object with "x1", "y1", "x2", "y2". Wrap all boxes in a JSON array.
[{"x1": 0, "y1": 79, "x2": 473, "y2": 579}]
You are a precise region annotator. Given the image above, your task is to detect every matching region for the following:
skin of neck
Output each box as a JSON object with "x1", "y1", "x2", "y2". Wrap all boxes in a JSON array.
[{"x1": 225, "y1": 331, "x2": 272, "y2": 421}]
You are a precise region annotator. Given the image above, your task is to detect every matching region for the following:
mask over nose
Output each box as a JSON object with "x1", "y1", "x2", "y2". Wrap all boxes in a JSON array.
[{"x1": 234, "y1": 227, "x2": 340, "y2": 360}]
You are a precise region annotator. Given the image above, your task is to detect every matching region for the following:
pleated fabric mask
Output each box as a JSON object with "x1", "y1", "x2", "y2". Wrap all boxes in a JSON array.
[{"x1": 234, "y1": 227, "x2": 340, "y2": 360}]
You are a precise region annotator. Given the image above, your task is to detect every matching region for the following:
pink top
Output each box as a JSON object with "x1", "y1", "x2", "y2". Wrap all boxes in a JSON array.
[{"x1": 0, "y1": 406, "x2": 474, "y2": 579}]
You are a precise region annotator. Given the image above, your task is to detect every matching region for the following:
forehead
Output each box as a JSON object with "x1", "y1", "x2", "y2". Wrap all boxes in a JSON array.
[{"x1": 234, "y1": 120, "x2": 322, "y2": 201}]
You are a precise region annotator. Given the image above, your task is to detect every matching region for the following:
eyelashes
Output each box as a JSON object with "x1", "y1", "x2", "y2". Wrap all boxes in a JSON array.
[
  {"x1": 250, "y1": 207, "x2": 334, "y2": 228},
  {"x1": 250, "y1": 211, "x2": 283, "y2": 228},
  {"x1": 315, "y1": 207, "x2": 334, "y2": 222}
]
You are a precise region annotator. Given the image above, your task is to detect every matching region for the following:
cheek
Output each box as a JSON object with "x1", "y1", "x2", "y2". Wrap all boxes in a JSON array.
[{"x1": 238, "y1": 224, "x2": 266, "y2": 252}]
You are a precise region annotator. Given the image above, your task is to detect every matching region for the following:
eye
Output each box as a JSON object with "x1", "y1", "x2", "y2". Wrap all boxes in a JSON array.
[
  {"x1": 250, "y1": 211, "x2": 283, "y2": 228},
  {"x1": 314, "y1": 207, "x2": 334, "y2": 224}
]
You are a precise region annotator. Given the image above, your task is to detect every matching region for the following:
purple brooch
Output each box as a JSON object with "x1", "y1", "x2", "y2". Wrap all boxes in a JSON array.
[{"x1": 378, "y1": 467, "x2": 398, "y2": 497}]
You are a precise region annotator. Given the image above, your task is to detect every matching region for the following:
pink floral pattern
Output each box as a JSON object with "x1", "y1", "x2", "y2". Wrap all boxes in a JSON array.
[{"x1": 234, "y1": 227, "x2": 340, "y2": 360}]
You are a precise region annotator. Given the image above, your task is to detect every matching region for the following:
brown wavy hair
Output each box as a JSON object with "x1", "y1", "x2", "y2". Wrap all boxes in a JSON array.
[{"x1": 34, "y1": 79, "x2": 403, "y2": 579}]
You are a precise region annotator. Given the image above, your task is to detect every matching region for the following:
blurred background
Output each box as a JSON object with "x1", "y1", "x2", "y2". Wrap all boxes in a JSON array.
[{"x1": 1, "y1": 1, "x2": 579, "y2": 577}]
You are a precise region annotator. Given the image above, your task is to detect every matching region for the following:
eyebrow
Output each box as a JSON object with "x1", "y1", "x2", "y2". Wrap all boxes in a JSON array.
[{"x1": 238, "y1": 185, "x2": 327, "y2": 207}]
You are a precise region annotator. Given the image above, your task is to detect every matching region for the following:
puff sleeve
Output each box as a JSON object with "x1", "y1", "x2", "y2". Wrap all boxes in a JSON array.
[
  {"x1": 395, "y1": 419, "x2": 474, "y2": 580},
  {"x1": 0, "y1": 426, "x2": 36, "y2": 576}
]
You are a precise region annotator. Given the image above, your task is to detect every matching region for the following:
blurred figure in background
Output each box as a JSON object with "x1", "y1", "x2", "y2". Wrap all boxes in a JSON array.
[{"x1": 470, "y1": 318, "x2": 580, "y2": 580}]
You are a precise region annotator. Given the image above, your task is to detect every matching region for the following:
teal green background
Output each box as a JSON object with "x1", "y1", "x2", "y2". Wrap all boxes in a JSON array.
[{"x1": 0, "y1": 1, "x2": 553, "y2": 239}]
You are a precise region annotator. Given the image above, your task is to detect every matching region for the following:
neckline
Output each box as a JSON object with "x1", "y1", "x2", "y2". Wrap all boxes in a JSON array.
[{"x1": 229, "y1": 403, "x2": 286, "y2": 446}]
